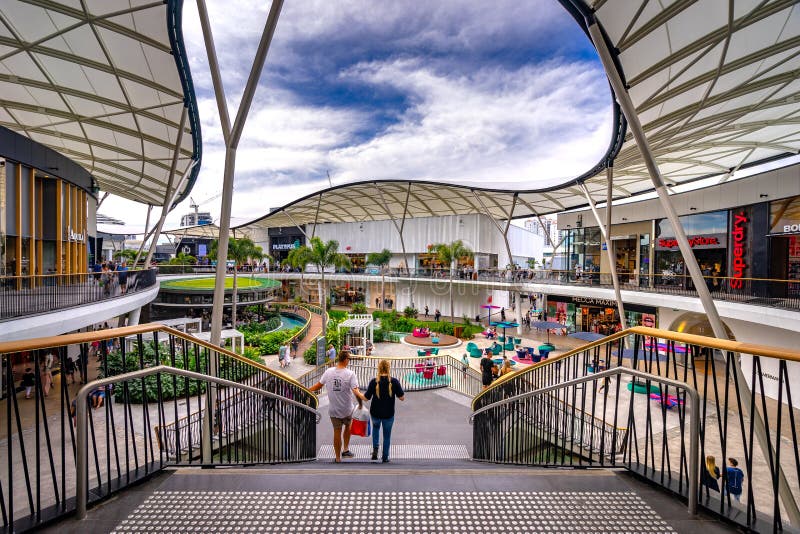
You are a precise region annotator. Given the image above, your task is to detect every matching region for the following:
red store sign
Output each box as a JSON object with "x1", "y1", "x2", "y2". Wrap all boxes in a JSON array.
[
  {"x1": 730, "y1": 212, "x2": 748, "y2": 289},
  {"x1": 656, "y1": 235, "x2": 721, "y2": 250}
]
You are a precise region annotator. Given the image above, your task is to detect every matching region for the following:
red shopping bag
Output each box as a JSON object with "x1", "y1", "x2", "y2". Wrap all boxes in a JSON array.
[{"x1": 350, "y1": 404, "x2": 371, "y2": 437}]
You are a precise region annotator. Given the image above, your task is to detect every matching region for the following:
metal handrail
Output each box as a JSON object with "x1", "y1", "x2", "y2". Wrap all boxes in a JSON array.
[
  {"x1": 470, "y1": 367, "x2": 701, "y2": 516},
  {"x1": 75, "y1": 364, "x2": 321, "y2": 519},
  {"x1": 472, "y1": 325, "x2": 800, "y2": 409}
]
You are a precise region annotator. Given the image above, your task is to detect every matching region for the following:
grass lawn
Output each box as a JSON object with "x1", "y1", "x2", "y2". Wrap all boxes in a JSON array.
[{"x1": 160, "y1": 276, "x2": 281, "y2": 290}]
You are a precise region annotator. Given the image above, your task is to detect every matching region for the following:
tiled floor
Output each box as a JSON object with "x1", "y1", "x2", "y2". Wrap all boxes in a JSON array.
[{"x1": 110, "y1": 489, "x2": 676, "y2": 533}]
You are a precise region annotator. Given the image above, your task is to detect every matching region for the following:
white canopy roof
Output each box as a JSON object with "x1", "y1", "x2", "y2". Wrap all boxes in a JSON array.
[
  {"x1": 0, "y1": 0, "x2": 201, "y2": 206},
  {"x1": 238, "y1": 0, "x2": 800, "y2": 231}
]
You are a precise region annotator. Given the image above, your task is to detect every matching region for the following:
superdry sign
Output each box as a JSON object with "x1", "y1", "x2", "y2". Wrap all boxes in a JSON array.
[
  {"x1": 730, "y1": 212, "x2": 748, "y2": 289},
  {"x1": 655, "y1": 233, "x2": 726, "y2": 251}
]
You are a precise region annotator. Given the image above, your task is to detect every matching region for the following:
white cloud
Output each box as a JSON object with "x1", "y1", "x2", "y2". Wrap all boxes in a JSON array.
[{"x1": 101, "y1": 0, "x2": 613, "y2": 235}]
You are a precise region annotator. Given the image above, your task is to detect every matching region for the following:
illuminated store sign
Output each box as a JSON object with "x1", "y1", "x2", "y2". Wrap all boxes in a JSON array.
[
  {"x1": 730, "y1": 212, "x2": 747, "y2": 289},
  {"x1": 656, "y1": 235, "x2": 723, "y2": 250}
]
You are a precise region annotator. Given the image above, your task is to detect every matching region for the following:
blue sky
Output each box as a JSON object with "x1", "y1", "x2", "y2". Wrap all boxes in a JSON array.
[{"x1": 105, "y1": 0, "x2": 614, "y2": 229}]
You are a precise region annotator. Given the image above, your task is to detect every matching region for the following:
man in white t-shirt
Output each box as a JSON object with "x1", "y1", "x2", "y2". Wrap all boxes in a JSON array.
[{"x1": 309, "y1": 351, "x2": 367, "y2": 462}]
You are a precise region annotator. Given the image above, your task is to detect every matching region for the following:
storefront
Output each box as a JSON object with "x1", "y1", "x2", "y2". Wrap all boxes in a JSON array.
[
  {"x1": 546, "y1": 295, "x2": 658, "y2": 335},
  {"x1": 768, "y1": 196, "x2": 800, "y2": 298},
  {"x1": 343, "y1": 252, "x2": 366, "y2": 273},
  {"x1": 417, "y1": 251, "x2": 474, "y2": 273},
  {"x1": 654, "y1": 210, "x2": 728, "y2": 290},
  {"x1": 268, "y1": 226, "x2": 305, "y2": 266},
  {"x1": 1, "y1": 157, "x2": 91, "y2": 282}
]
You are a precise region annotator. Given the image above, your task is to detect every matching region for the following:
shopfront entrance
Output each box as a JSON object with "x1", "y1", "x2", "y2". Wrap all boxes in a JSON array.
[
  {"x1": 545, "y1": 295, "x2": 657, "y2": 335},
  {"x1": 768, "y1": 196, "x2": 800, "y2": 298}
]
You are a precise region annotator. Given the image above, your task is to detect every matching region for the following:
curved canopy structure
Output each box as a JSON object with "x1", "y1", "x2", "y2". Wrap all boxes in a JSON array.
[
  {"x1": 238, "y1": 0, "x2": 800, "y2": 231},
  {"x1": 0, "y1": 0, "x2": 201, "y2": 206}
]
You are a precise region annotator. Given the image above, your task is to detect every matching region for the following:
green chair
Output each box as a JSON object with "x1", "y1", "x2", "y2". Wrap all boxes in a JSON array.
[
  {"x1": 430, "y1": 348, "x2": 439, "y2": 355},
  {"x1": 466, "y1": 342, "x2": 477, "y2": 352},
  {"x1": 417, "y1": 349, "x2": 428, "y2": 357},
  {"x1": 503, "y1": 342, "x2": 515, "y2": 351},
  {"x1": 498, "y1": 336, "x2": 506, "y2": 343},
  {"x1": 491, "y1": 344, "x2": 502, "y2": 356},
  {"x1": 469, "y1": 347, "x2": 483, "y2": 358},
  {"x1": 514, "y1": 338, "x2": 522, "y2": 345}
]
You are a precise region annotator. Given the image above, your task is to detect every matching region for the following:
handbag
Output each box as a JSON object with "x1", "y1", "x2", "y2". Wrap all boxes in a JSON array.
[{"x1": 350, "y1": 404, "x2": 371, "y2": 437}]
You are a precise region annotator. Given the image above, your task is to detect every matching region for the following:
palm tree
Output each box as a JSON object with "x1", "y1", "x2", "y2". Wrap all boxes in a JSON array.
[
  {"x1": 432, "y1": 240, "x2": 474, "y2": 325},
  {"x1": 291, "y1": 237, "x2": 351, "y2": 336},
  {"x1": 286, "y1": 246, "x2": 309, "y2": 301},
  {"x1": 366, "y1": 249, "x2": 392, "y2": 311},
  {"x1": 209, "y1": 237, "x2": 266, "y2": 327}
]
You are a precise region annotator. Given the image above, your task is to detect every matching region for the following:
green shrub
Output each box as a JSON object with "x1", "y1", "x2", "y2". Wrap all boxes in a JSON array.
[
  {"x1": 350, "y1": 302, "x2": 367, "y2": 314},
  {"x1": 403, "y1": 306, "x2": 418, "y2": 319},
  {"x1": 101, "y1": 341, "x2": 268, "y2": 404},
  {"x1": 303, "y1": 344, "x2": 317, "y2": 365},
  {"x1": 372, "y1": 328, "x2": 385, "y2": 342},
  {"x1": 328, "y1": 309, "x2": 347, "y2": 322},
  {"x1": 462, "y1": 314, "x2": 472, "y2": 325}
]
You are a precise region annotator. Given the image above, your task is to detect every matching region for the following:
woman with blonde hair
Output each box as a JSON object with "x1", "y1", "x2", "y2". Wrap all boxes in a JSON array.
[
  {"x1": 701, "y1": 455, "x2": 721, "y2": 497},
  {"x1": 364, "y1": 359, "x2": 405, "y2": 462},
  {"x1": 499, "y1": 359, "x2": 514, "y2": 376}
]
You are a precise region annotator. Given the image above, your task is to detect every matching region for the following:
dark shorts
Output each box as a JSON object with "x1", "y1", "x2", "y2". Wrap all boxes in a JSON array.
[
  {"x1": 482, "y1": 374, "x2": 493, "y2": 386},
  {"x1": 330, "y1": 416, "x2": 352, "y2": 430}
]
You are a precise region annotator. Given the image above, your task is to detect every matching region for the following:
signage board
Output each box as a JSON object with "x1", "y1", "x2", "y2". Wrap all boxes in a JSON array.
[
  {"x1": 316, "y1": 336, "x2": 326, "y2": 365},
  {"x1": 769, "y1": 196, "x2": 800, "y2": 235},
  {"x1": 654, "y1": 233, "x2": 726, "y2": 251}
]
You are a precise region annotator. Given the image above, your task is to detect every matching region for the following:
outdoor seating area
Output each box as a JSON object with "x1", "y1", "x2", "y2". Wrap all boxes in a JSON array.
[
  {"x1": 403, "y1": 332, "x2": 459, "y2": 348},
  {"x1": 412, "y1": 327, "x2": 430, "y2": 337}
]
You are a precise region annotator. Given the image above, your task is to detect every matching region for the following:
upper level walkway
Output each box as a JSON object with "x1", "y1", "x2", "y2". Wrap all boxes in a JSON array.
[
  {"x1": 262, "y1": 268, "x2": 800, "y2": 332},
  {"x1": 0, "y1": 269, "x2": 159, "y2": 341}
]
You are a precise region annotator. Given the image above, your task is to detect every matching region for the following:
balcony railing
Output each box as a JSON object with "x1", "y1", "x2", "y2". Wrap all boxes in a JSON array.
[
  {"x1": 0, "y1": 324, "x2": 317, "y2": 531},
  {"x1": 472, "y1": 326, "x2": 800, "y2": 533},
  {"x1": 0, "y1": 268, "x2": 158, "y2": 321},
  {"x1": 210, "y1": 265, "x2": 800, "y2": 313}
]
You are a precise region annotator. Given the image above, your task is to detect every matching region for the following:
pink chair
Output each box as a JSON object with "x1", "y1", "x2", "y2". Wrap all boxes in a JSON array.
[
  {"x1": 415, "y1": 363, "x2": 424, "y2": 374},
  {"x1": 423, "y1": 368, "x2": 434, "y2": 380},
  {"x1": 437, "y1": 365, "x2": 446, "y2": 376}
]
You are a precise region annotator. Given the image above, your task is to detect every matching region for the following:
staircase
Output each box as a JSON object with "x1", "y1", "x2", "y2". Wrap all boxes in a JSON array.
[{"x1": 45, "y1": 389, "x2": 737, "y2": 533}]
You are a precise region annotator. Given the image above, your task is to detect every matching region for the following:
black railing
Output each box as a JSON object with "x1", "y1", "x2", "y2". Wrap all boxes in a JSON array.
[
  {"x1": 472, "y1": 368, "x2": 700, "y2": 513},
  {"x1": 471, "y1": 326, "x2": 800, "y2": 533},
  {"x1": 0, "y1": 324, "x2": 318, "y2": 532},
  {"x1": 0, "y1": 268, "x2": 158, "y2": 321}
]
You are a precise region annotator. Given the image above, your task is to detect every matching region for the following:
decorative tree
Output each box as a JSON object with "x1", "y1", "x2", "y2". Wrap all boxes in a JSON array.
[
  {"x1": 209, "y1": 237, "x2": 266, "y2": 327},
  {"x1": 431, "y1": 240, "x2": 474, "y2": 325},
  {"x1": 366, "y1": 248, "x2": 392, "y2": 311},
  {"x1": 526, "y1": 258, "x2": 538, "y2": 270},
  {"x1": 290, "y1": 237, "x2": 351, "y2": 336}
]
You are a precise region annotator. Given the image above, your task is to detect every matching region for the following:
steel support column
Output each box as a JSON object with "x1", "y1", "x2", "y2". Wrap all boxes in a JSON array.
[
  {"x1": 132, "y1": 204, "x2": 153, "y2": 268},
  {"x1": 579, "y1": 181, "x2": 626, "y2": 329},
  {"x1": 199, "y1": 0, "x2": 284, "y2": 465},
  {"x1": 144, "y1": 107, "x2": 188, "y2": 268},
  {"x1": 588, "y1": 20, "x2": 800, "y2": 524}
]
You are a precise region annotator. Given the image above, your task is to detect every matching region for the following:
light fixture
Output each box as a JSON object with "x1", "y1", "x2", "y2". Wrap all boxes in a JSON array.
[
  {"x1": 89, "y1": 177, "x2": 100, "y2": 195},
  {"x1": 621, "y1": 217, "x2": 628, "y2": 221},
  {"x1": 359, "y1": 223, "x2": 364, "y2": 231},
  {"x1": 759, "y1": 193, "x2": 769, "y2": 198},
  {"x1": 689, "y1": 207, "x2": 697, "y2": 211}
]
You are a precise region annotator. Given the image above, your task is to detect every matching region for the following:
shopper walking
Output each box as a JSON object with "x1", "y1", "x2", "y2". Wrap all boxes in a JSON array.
[
  {"x1": 701, "y1": 455, "x2": 721, "y2": 497},
  {"x1": 725, "y1": 458, "x2": 745, "y2": 502},
  {"x1": 364, "y1": 359, "x2": 405, "y2": 462},
  {"x1": 309, "y1": 351, "x2": 368, "y2": 463},
  {"x1": 21, "y1": 368, "x2": 36, "y2": 399}
]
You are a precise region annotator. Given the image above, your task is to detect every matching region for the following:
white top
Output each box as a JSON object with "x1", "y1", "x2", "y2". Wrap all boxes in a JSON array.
[{"x1": 319, "y1": 366, "x2": 359, "y2": 419}]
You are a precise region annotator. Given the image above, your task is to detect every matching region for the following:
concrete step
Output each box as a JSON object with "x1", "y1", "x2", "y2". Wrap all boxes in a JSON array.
[{"x1": 46, "y1": 467, "x2": 738, "y2": 534}]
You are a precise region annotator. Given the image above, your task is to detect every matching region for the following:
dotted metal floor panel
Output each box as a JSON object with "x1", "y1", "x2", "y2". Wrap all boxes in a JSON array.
[
  {"x1": 112, "y1": 490, "x2": 675, "y2": 533},
  {"x1": 317, "y1": 443, "x2": 470, "y2": 460}
]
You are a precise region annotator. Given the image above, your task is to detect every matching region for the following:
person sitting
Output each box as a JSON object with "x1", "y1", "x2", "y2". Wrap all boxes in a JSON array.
[{"x1": 365, "y1": 340, "x2": 374, "y2": 356}]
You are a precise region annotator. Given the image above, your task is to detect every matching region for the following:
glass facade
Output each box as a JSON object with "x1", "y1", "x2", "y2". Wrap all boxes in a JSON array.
[{"x1": 654, "y1": 211, "x2": 728, "y2": 289}]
